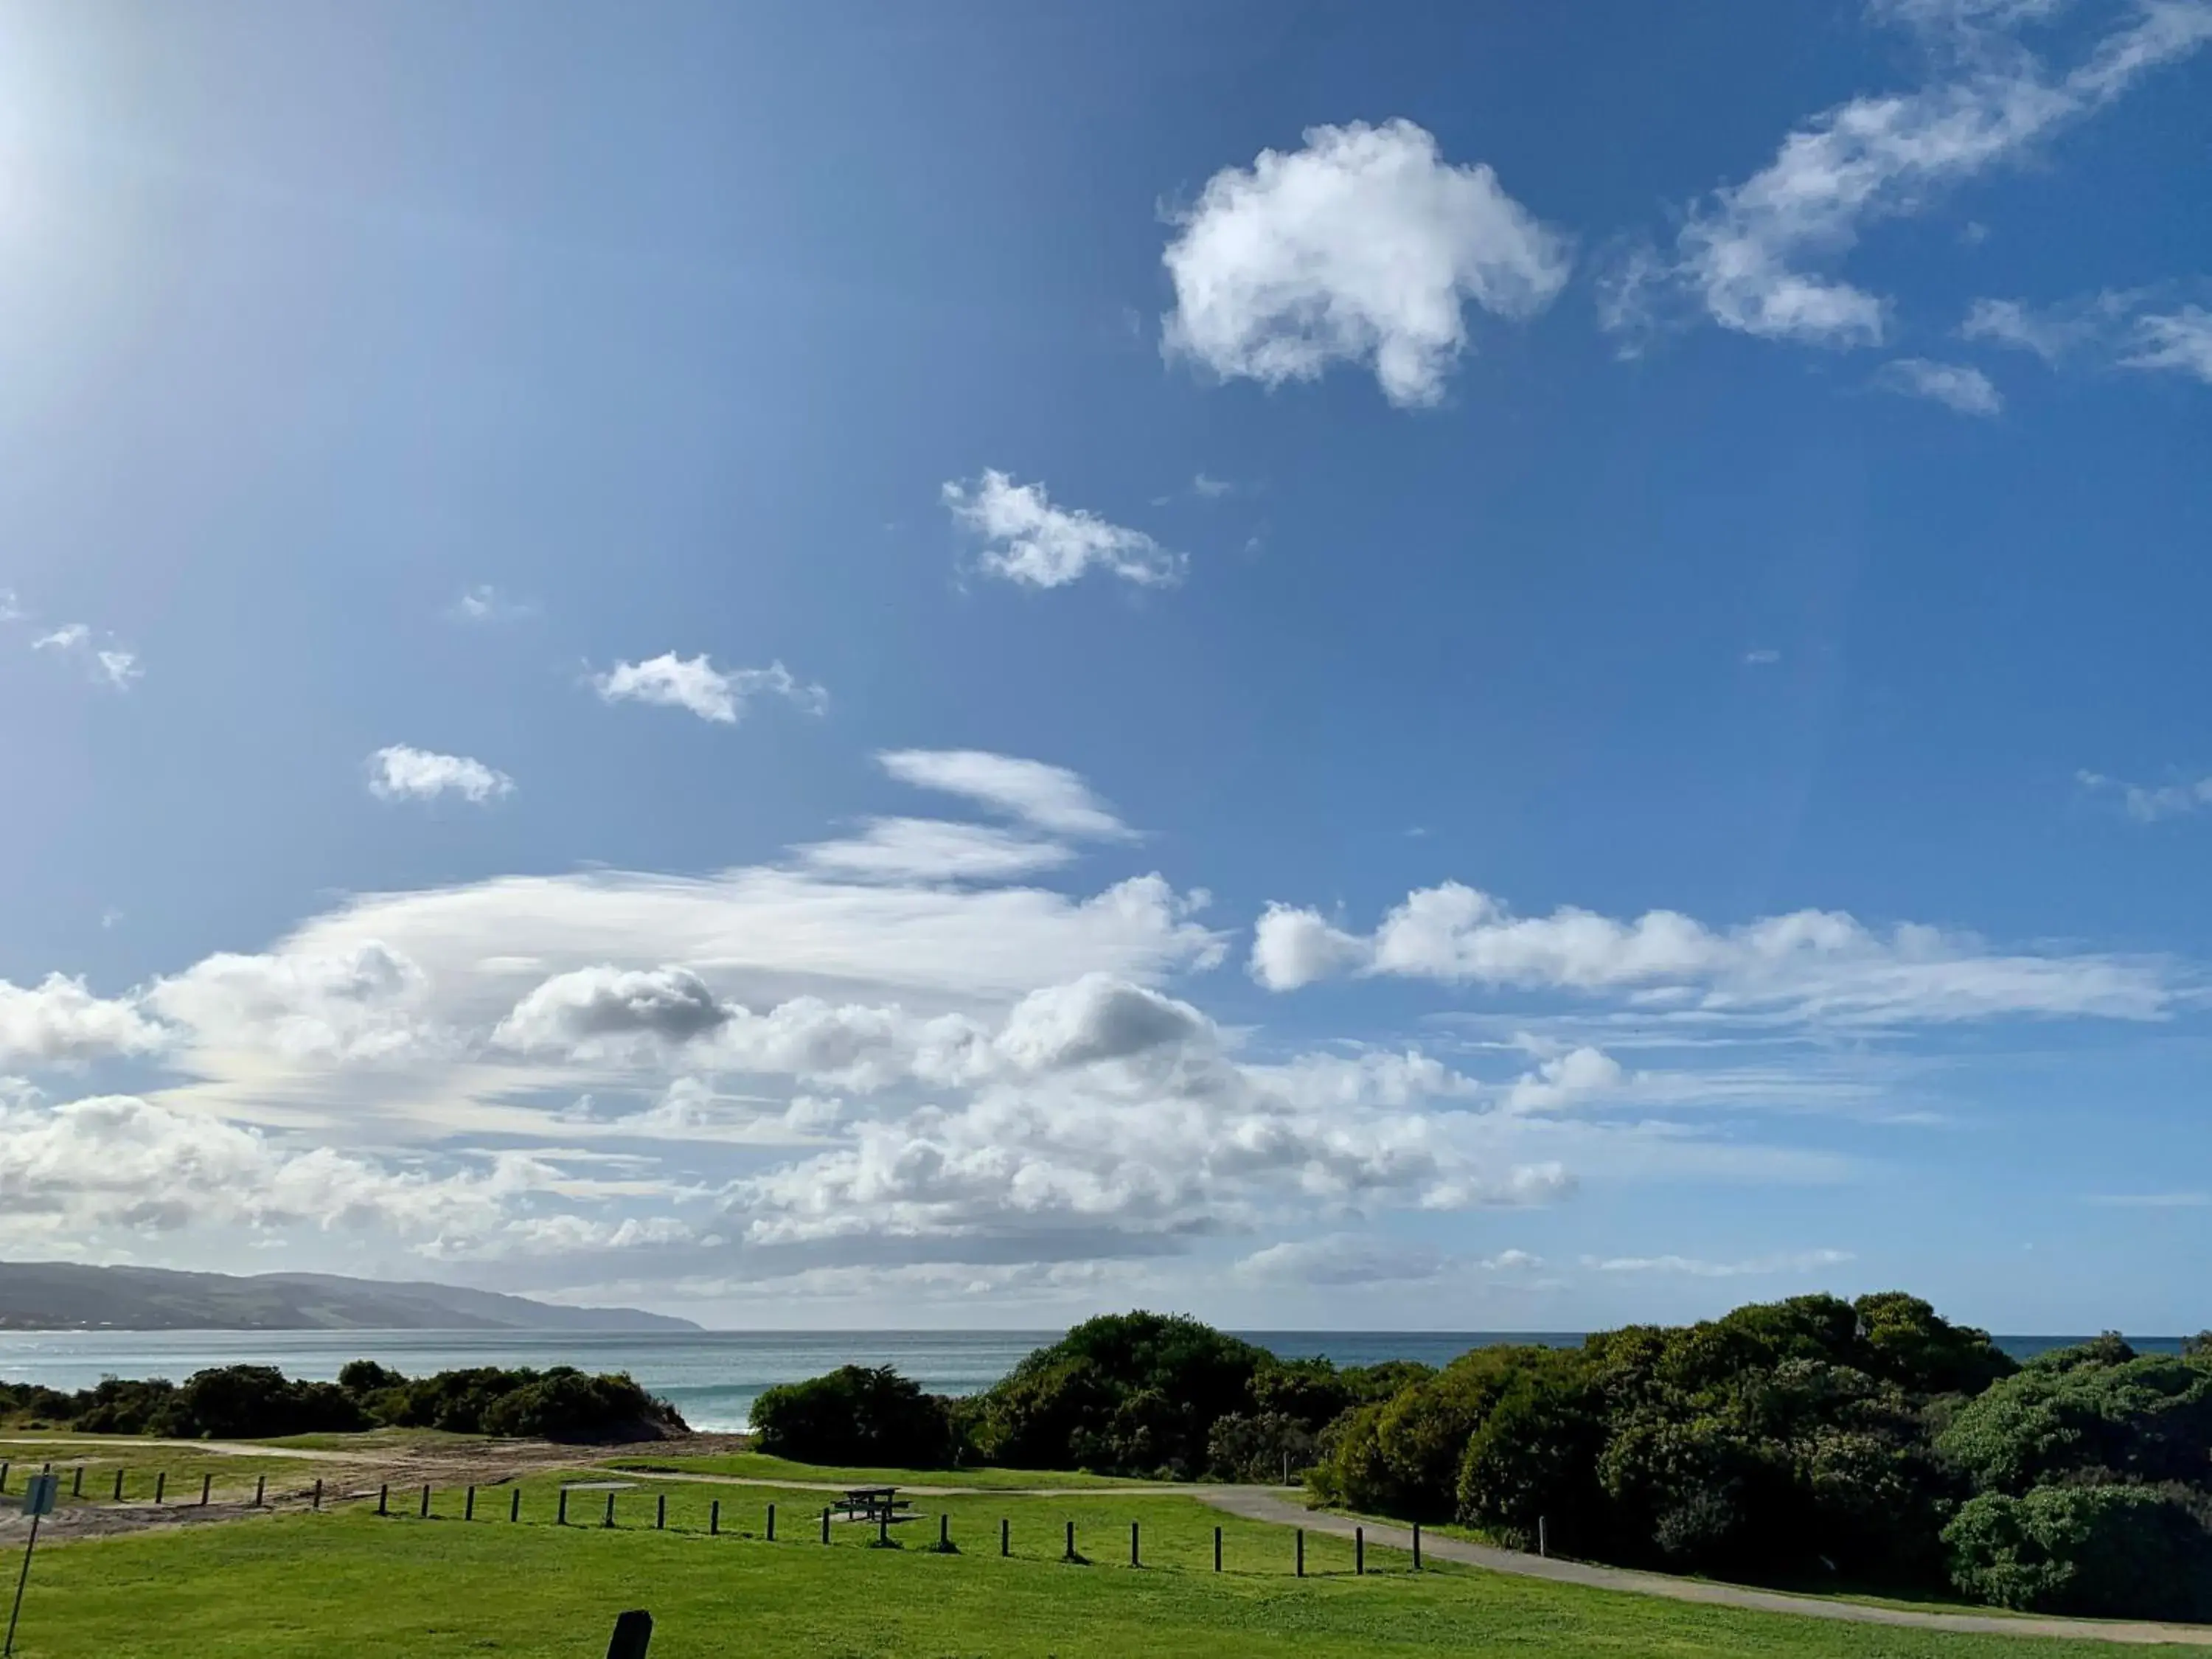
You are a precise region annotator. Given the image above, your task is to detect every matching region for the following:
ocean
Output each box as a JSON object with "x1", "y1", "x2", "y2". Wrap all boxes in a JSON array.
[{"x1": 0, "y1": 1329, "x2": 2182, "y2": 1434}]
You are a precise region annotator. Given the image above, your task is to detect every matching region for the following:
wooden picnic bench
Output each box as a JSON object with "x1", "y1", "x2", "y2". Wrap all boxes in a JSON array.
[{"x1": 838, "y1": 1486, "x2": 917, "y2": 1524}]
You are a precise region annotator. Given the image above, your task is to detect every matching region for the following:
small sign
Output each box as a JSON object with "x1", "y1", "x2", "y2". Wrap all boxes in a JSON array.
[{"x1": 20, "y1": 1475, "x2": 58, "y2": 1519}]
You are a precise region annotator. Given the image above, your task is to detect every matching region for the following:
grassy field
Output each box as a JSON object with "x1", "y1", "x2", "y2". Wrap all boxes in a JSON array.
[
  {"x1": 2, "y1": 1464, "x2": 2197, "y2": 1658},
  {"x1": 601, "y1": 1450, "x2": 1157, "y2": 1490},
  {"x1": 0, "y1": 1442, "x2": 330, "y2": 1510}
]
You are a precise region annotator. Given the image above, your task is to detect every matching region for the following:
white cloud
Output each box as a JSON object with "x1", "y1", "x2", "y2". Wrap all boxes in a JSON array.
[
  {"x1": 1191, "y1": 473, "x2": 1235, "y2": 499},
  {"x1": 1235, "y1": 1234, "x2": 1445, "y2": 1287},
  {"x1": 1588, "y1": 1248, "x2": 1855, "y2": 1278},
  {"x1": 2124, "y1": 305, "x2": 2212, "y2": 383},
  {"x1": 1161, "y1": 118, "x2": 1569, "y2": 406},
  {"x1": 1961, "y1": 293, "x2": 2128, "y2": 362},
  {"x1": 0, "y1": 975, "x2": 168, "y2": 1067},
  {"x1": 1250, "y1": 880, "x2": 2174, "y2": 1023},
  {"x1": 876, "y1": 749, "x2": 1132, "y2": 838},
  {"x1": 1744, "y1": 648, "x2": 1783, "y2": 666},
  {"x1": 495, "y1": 966, "x2": 733, "y2": 1057},
  {"x1": 1617, "y1": 1, "x2": 2212, "y2": 347},
  {"x1": 2085, "y1": 1191, "x2": 2209, "y2": 1207},
  {"x1": 1506, "y1": 1046, "x2": 1627, "y2": 1113},
  {"x1": 145, "y1": 943, "x2": 442, "y2": 1065},
  {"x1": 592, "y1": 654, "x2": 827, "y2": 723},
  {"x1": 2079, "y1": 768, "x2": 2212, "y2": 822},
  {"x1": 796, "y1": 818, "x2": 1074, "y2": 883},
  {"x1": 0, "y1": 589, "x2": 21, "y2": 622},
  {"x1": 32, "y1": 624, "x2": 140, "y2": 689},
  {"x1": 942, "y1": 471, "x2": 1183, "y2": 589},
  {"x1": 1874, "y1": 358, "x2": 2003, "y2": 414},
  {"x1": 367, "y1": 745, "x2": 515, "y2": 804},
  {"x1": 448, "y1": 585, "x2": 531, "y2": 623}
]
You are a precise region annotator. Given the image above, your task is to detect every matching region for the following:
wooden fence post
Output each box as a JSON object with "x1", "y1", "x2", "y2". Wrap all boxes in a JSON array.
[
  {"x1": 1412, "y1": 1523, "x2": 1421, "y2": 1571},
  {"x1": 313, "y1": 1479, "x2": 323, "y2": 1512},
  {"x1": 112, "y1": 1470, "x2": 124, "y2": 1503},
  {"x1": 378, "y1": 1484, "x2": 389, "y2": 1517},
  {"x1": 1214, "y1": 1525, "x2": 1222, "y2": 1572},
  {"x1": 604, "y1": 1492, "x2": 617, "y2": 1529},
  {"x1": 1355, "y1": 1526, "x2": 1364, "y2": 1576},
  {"x1": 154, "y1": 1472, "x2": 166, "y2": 1506},
  {"x1": 420, "y1": 1484, "x2": 431, "y2": 1519},
  {"x1": 199, "y1": 1474, "x2": 211, "y2": 1506},
  {"x1": 765, "y1": 1502, "x2": 773, "y2": 1541},
  {"x1": 254, "y1": 1475, "x2": 266, "y2": 1509},
  {"x1": 1063, "y1": 1520, "x2": 1077, "y2": 1562},
  {"x1": 605, "y1": 1610, "x2": 653, "y2": 1659},
  {"x1": 466, "y1": 1486, "x2": 476, "y2": 1522},
  {"x1": 1295, "y1": 1528, "x2": 1304, "y2": 1578},
  {"x1": 556, "y1": 1489, "x2": 567, "y2": 1526},
  {"x1": 709, "y1": 1500, "x2": 719, "y2": 1537},
  {"x1": 1130, "y1": 1520, "x2": 1139, "y2": 1568},
  {"x1": 821, "y1": 1506, "x2": 830, "y2": 1545},
  {"x1": 1001, "y1": 1517, "x2": 1009, "y2": 1557},
  {"x1": 510, "y1": 1488, "x2": 521, "y2": 1523},
  {"x1": 1539, "y1": 1514, "x2": 1548, "y2": 1558},
  {"x1": 70, "y1": 1469, "x2": 82, "y2": 1499},
  {"x1": 939, "y1": 1514, "x2": 950, "y2": 1553},
  {"x1": 656, "y1": 1493, "x2": 666, "y2": 1531}
]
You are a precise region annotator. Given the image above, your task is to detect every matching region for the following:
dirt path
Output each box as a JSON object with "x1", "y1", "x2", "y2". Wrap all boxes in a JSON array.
[{"x1": 1193, "y1": 1488, "x2": 2212, "y2": 1647}]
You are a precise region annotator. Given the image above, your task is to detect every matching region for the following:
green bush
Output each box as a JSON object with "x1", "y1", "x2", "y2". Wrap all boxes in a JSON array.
[
  {"x1": 749, "y1": 1365, "x2": 956, "y2": 1466},
  {"x1": 1944, "y1": 1484, "x2": 2212, "y2": 1620},
  {"x1": 1936, "y1": 1344, "x2": 2212, "y2": 1495}
]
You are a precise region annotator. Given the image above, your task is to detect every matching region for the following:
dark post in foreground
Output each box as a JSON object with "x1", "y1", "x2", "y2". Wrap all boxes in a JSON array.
[
  {"x1": 765, "y1": 1502, "x2": 773, "y2": 1541},
  {"x1": 313, "y1": 1479, "x2": 323, "y2": 1512},
  {"x1": 111, "y1": 1470, "x2": 124, "y2": 1503},
  {"x1": 510, "y1": 1489, "x2": 521, "y2": 1523},
  {"x1": 1411, "y1": 1523, "x2": 1421, "y2": 1571},
  {"x1": 420, "y1": 1484, "x2": 431, "y2": 1520},
  {"x1": 1001, "y1": 1517, "x2": 1009, "y2": 1558},
  {"x1": 1355, "y1": 1526, "x2": 1364, "y2": 1576},
  {"x1": 605, "y1": 1610, "x2": 653, "y2": 1659},
  {"x1": 153, "y1": 1472, "x2": 166, "y2": 1506},
  {"x1": 466, "y1": 1486, "x2": 476, "y2": 1522},
  {"x1": 378, "y1": 1485, "x2": 389, "y2": 1517},
  {"x1": 200, "y1": 1474, "x2": 211, "y2": 1507},
  {"x1": 820, "y1": 1506, "x2": 830, "y2": 1545},
  {"x1": 1295, "y1": 1528, "x2": 1304, "y2": 1578},
  {"x1": 709, "y1": 1500, "x2": 720, "y2": 1537},
  {"x1": 69, "y1": 1470, "x2": 81, "y2": 1500},
  {"x1": 1213, "y1": 1525, "x2": 1222, "y2": 1572},
  {"x1": 1130, "y1": 1520, "x2": 1140, "y2": 1568},
  {"x1": 604, "y1": 1492, "x2": 617, "y2": 1530},
  {"x1": 557, "y1": 1489, "x2": 568, "y2": 1526},
  {"x1": 254, "y1": 1475, "x2": 265, "y2": 1509},
  {"x1": 1063, "y1": 1520, "x2": 1077, "y2": 1562},
  {"x1": 655, "y1": 1493, "x2": 666, "y2": 1531}
]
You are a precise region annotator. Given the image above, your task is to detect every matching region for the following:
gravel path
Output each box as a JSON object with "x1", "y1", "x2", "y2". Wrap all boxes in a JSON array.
[{"x1": 1193, "y1": 1487, "x2": 2212, "y2": 1647}]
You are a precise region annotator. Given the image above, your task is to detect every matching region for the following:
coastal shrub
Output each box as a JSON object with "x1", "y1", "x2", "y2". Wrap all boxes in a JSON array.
[
  {"x1": 1944, "y1": 1484, "x2": 2212, "y2": 1620},
  {"x1": 749, "y1": 1364, "x2": 956, "y2": 1466},
  {"x1": 1936, "y1": 1345, "x2": 2212, "y2": 1495}
]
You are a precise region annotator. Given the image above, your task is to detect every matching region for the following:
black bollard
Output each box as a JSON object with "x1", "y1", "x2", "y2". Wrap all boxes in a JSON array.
[
  {"x1": 200, "y1": 1474, "x2": 212, "y2": 1507},
  {"x1": 1295, "y1": 1528, "x2": 1304, "y2": 1578},
  {"x1": 656, "y1": 1492, "x2": 666, "y2": 1531},
  {"x1": 821, "y1": 1506, "x2": 830, "y2": 1545},
  {"x1": 1130, "y1": 1520, "x2": 1139, "y2": 1568},
  {"x1": 557, "y1": 1489, "x2": 568, "y2": 1526},
  {"x1": 940, "y1": 1514, "x2": 950, "y2": 1553},
  {"x1": 1001, "y1": 1517, "x2": 1009, "y2": 1558},
  {"x1": 709, "y1": 1500, "x2": 719, "y2": 1537},
  {"x1": 254, "y1": 1475, "x2": 266, "y2": 1509},
  {"x1": 605, "y1": 1610, "x2": 653, "y2": 1659},
  {"x1": 466, "y1": 1486, "x2": 476, "y2": 1523},
  {"x1": 1214, "y1": 1525, "x2": 1222, "y2": 1573},
  {"x1": 313, "y1": 1479, "x2": 323, "y2": 1512},
  {"x1": 378, "y1": 1484, "x2": 389, "y2": 1517},
  {"x1": 510, "y1": 1488, "x2": 521, "y2": 1523},
  {"x1": 1063, "y1": 1520, "x2": 1077, "y2": 1562},
  {"x1": 604, "y1": 1492, "x2": 617, "y2": 1529},
  {"x1": 1412, "y1": 1522, "x2": 1421, "y2": 1571},
  {"x1": 112, "y1": 1470, "x2": 125, "y2": 1503},
  {"x1": 1356, "y1": 1526, "x2": 1364, "y2": 1576},
  {"x1": 420, "y1": 1484, "x2": 431, "y2": 1519},
  {"x1": 765, "y1": 1502, "x2": 773, "y2": 1542},
  {"x1": 71, "y1": 1467, "x2": 82, "y2": 1499},
  {"x1": 155, "y1": 1472, "x2": 166, "y2": 1505}
]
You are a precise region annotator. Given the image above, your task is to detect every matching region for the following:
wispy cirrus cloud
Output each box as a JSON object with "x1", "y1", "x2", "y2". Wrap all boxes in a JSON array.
[
  {"x1": 592, "y1": 653, "x2": 827, "y2": 724},
  {"x1": 1162, "y1": 119, "x2": 1569, "y2": 407},
  {"x1": 943, "y1": 471, "x2": 1183, "y2": 590},
  {"x1": 2079, "y1": 768, "x2": 2212, "y2": 822},
  {"x1": 1874, "y1": 358, "x2": 2003, "y2": 414},
  {"x1": 1606, "y1": 0, "x2": 2212, "y2": 349},
  {"x1": 1966, "y1": 292, "x2": 2212, "y2": 384}
]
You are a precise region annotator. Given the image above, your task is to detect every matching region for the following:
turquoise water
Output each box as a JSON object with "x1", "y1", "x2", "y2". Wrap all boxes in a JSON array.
[{"x1": 0, "y1": 1328, "x2": 2177, "y2": 1433}]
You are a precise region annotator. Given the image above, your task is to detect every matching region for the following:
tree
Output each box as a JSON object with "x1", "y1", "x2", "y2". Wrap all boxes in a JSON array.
[
  {"x1": 1944, "y1": 1484, "x2": 2212, "y2": 1621},
  {"x1": 749, "y1": 1366, "x2": 954, "y2": 1466}
]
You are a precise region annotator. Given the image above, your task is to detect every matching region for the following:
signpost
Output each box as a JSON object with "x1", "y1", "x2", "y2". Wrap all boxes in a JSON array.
[{"x1": 4, "y1": 1472, "x2": 59, "y2": 1658}]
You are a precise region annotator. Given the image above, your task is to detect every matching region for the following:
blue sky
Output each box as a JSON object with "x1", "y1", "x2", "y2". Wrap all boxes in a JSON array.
[{"x1": 1, "y1": 0, "x2": 2208, "y2": 1331}]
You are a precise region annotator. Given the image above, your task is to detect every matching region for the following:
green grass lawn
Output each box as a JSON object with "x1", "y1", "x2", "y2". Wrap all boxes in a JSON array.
[
  {"x1": 600, "y1": 1450, "x2": 1158, "y2": 1490},
  {"x1": 4, "y1": 1475, "x2": 2194, "y2": 1658},
  {"x1": 0, "y1": 1444, "x2": 329, "y2": 1510}
]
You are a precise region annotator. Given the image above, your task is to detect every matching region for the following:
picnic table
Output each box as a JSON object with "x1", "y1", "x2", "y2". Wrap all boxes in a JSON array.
[{"x1": 838, "y1": 1486, "x2": 917, "y2": 1524}]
